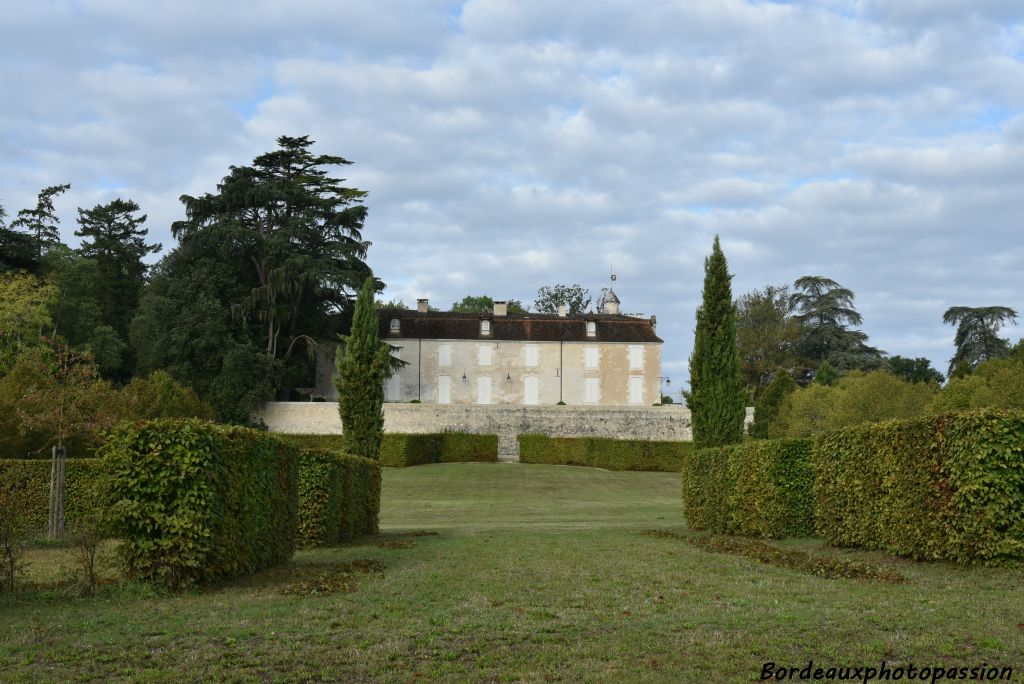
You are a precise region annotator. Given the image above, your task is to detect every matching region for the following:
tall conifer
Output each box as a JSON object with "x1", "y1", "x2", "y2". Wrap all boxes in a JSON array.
[
  {"x1": 335, "y1": 276, "x2": 391, "y2": 459},
  {"x1": 684, "y1": 236, "x2": 746, "y2": 447}
]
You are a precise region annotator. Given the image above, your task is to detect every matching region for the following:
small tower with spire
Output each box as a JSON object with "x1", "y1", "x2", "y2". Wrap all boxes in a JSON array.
[{"x1": 601, "y1": 268, "x2": 621, "y2": 315}]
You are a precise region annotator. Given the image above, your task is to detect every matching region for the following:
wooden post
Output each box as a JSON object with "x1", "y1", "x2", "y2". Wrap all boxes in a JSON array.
[
  {"x1": 47, "y1": 444, "x2": 67, "y2": 539},
  {"x1": 48, "y1": 445, "x2": 57, "y2": 539}
]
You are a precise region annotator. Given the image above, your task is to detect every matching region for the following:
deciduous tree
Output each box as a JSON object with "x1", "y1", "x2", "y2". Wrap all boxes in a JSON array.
[
  {"x1": 451, "y1": 295, "x2": 526, "y2": 313},
  {"x1": 533, "y1": 284, "x2": 591, "y2": 314},
  {"x1": 886, "y1": 355, "x2": 944, "y2": 384}
]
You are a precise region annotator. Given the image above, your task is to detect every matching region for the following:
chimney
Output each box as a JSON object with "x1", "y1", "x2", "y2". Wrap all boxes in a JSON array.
[
  {"x1": 650, "y1": 315, "x2": 657, "y2": 330},
  {"x1": 417, "y1": 298, "x2": 429, "y2": 313},
  {"x1": 493, "y1": 300, "x2": 508, "y2": 317},
  {"x1": 557, "y1": 304, "x2": 567, "y2": 317}
]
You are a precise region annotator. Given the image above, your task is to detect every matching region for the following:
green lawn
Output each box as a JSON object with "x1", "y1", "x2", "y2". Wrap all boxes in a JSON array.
[{"x1": 1, "y1": 463, "x2": 1021, "y2": 683}]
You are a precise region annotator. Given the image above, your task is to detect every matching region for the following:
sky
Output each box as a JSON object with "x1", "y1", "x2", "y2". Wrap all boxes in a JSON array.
[{"x1": 2, "y1": 0, "x2": 1023, "y2": 392}]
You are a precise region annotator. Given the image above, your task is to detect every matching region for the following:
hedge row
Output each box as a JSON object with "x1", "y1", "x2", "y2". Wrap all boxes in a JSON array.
[
  {"x1": 274, "y1": 432, "x2": 499, "y2": 467},
  {"x1": 296, "y1": 448, "x2": 381, "y2": 547},
  {"x1": 101, "y1": 419, "x2": 299, "y2": 588},
  {"x1": 0, "y1": 458, "x2": 107, "y2": 535},
  {"x1": 814, "y1": 409, "x2": 1024, "y2": 564},
  {"x1": 517, "y1": 434, "x2": 693, "y2": 471},
  {"x1": 680, "y1": 439, "x2": 814, "y2": 538},
  {"x1": 378, "y1": 432, "x2": 499, "y2": 467}
]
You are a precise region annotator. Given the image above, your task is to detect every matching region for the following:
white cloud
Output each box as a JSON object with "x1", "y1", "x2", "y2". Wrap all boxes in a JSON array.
[{"x1": 2, "y1": 0, "x2": 1023, "y2": 386}]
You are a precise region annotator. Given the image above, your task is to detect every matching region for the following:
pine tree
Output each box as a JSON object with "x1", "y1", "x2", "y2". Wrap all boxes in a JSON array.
[
  {"x1": 10, "y1": 184, "x2": 70, "y2": 259},
  {"x1": 75, "y1": 198, "x2": 160, "y2": 340},
  {"x1": 335, "y1": 276, "x2": 391, "y2": 460},
  {"x1": 684, "y1": 235, "x2": 746, "y2": 448}
]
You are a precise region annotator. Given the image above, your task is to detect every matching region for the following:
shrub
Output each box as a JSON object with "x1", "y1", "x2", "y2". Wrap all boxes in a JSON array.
[
  {"x1": 121, "y1": 370, "x2": 215, "y2": 421},
  {"x1": 380, "y1": 433, "x2": 441, "y2": 467},
  {"x1": 274, "y1": 433, "x2": 345, "y2": 452},
  {"x1": 680, "y1": 439, "x2": 814, "y2": 538},
  {"x1": 0, "y1": 458, "x2": 107, "y2": 534},
  {"x1": 263, "y1": 432, "x2": 498, "y2": 468},
  {"x1": 380, "y1": 432, "x2": 499, "y2": 467},
  {"x1": 438, "y1": 434, "x2": 500, "y2": 463},
  {"x1": 296, "y1": 448, "x2": 380, "y2": 547},
  {"x1": 518, "y1": 435, "x2": 693, "y2": 472},
  {"x1": 771, "y1": 370, "x2": 937, "y2": 438},
  {"x1": 929, "y1": 359, "x2": 1024, "y2": 413},
  {"x1": 102, "y1": 419, "x2": 299, "y2": 588},
  {"x1": 813, "y1": 409, "x2": 1024, "y2": 564}
]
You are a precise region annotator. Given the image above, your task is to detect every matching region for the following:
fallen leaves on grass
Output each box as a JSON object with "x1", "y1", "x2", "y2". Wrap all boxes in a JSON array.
[
  {"x1": 640, "y1": 530, "x2": 905, "y2": 583},
  {"x1": 373, "y1": 530, "x2": 439, "y2": 550},
  {"x1": 242, "y1": 559, "x2": 386, "y2": 596}
]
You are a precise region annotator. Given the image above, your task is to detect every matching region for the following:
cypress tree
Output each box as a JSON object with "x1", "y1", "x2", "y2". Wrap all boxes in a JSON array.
[
  {"x1": 335, "y1": 276, "x2": 391, "y2": 460},
  {"x1": 684, "y1": 235, "x2": 747, "y2": 447}
]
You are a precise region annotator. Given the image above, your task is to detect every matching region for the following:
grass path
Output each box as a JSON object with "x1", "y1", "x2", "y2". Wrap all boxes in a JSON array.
[{"x1": 1, "y1": 463, "x2": 1021, "y2": 682}]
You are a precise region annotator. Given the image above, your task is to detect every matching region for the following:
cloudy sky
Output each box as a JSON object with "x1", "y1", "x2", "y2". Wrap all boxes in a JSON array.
[{"x1": 3, "y1": 0, "x2": 1023, "y2": 390}]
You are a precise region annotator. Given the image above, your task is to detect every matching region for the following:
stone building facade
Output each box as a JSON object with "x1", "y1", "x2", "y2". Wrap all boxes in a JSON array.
[
  {"x1": 315, "y1": 294, "x2": 664, "y2": 407},
  {"x1": 381, "y1": 296, "x2": 661, "y2": 407}
]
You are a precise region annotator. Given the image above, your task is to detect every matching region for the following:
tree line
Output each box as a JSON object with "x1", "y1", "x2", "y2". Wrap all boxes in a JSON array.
[
  {"x1": 685, "y1": 236, "x2": 1020, "y2": 447},
  {"x1": 1, "y1": 136, "x2": 378, "y2": 451}
]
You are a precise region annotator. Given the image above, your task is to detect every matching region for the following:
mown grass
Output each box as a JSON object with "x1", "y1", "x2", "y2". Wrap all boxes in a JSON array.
[{"x1": 1, "y1": 463, "x2": 1021, "y2": 683}]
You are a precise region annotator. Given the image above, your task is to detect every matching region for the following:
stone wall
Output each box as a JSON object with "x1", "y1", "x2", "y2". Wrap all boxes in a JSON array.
[{"x1": 257, "y1": 402, "x2": 755, "y2": 459}]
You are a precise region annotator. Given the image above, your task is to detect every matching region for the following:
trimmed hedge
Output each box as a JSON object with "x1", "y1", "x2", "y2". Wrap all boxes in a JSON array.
[
  {"x1": 0, "y1": 458, "x2": 107, "y2": 535},
  {"x1": 680, "y1": 439, "x2": 814, "y2": 538},
  {"x1": 296, "y1": 448, "x2": 381, "y2": 547},
  {"x1": 518, "y1": 434, "x2": 693, "y2": 471},
  {"x1": 101, "y1": 419, "x2": 299, "y2": 588},
  {"x1": 380, "y1": 433, "x2": 500, "y2": 467},
  {"x1": 814, "y1": 409, "x2": 1024, "y2": 564},
  {"x1": 275, "y1": 432, "x2": 499, "y2": 467}
]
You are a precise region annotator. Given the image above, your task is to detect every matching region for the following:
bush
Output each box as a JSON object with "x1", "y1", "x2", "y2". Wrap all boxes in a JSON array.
[
  {"x1": 0, "y1": 458, "x2": 107, "y2": 534},
  {"x1": 680, "y1": 439, "x2": 814, "y2": 538},
  {"x1": 813, "y1": 409, "x2": 1024, "y2": 564},
  {"x1": 380, "y1": 433, "x2": 441, "y2": 467},
  {"x1": 277, "y1": 433, "x2": 498, "y2": 467},
  {"x1": 296, "y1": 448, "x2": 380, "y2": 547},
  {"x1": 102, "y1": 419, "x2": 299, "y2": 588},
  {"x1": 121, "y1": 370, "x2": 215, "y2": 421},
  {"x1": 438, "y1": 433, "x2": 500, "y2": 463},
  {"x1": 929, "y1": 359, "x2": 1024, "y2": 413},
  {"x1": 380, "y1": 432, "x2": 499, "y2": 466},
  {"x1": 771, "y1": 370, "x2": 937, "y2": 438},
  {"x1": 518, "y1": 435, "x2": 693, "y2": 472}
]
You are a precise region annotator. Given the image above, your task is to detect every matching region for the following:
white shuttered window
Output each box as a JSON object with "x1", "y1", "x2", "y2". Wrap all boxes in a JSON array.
[
  {"x1": 524, "y1": 376, "x2": 539, "y2": 405},
  {"x1": 584, "y1": 347, "x2": 599, "y2": 370},
  {"x1": 628, "y1": 345, "x2": 643, "y2": 370},
  {"x1": 438, "y1": 344, "x2": 452, "y2": 367},
  {"x1": 584, "y1": 377, "x2": 600, "y2": 404},
  {"x1": 477, "y1": 376, "x2": 492, "y2": 404},
  {"x1": 629, "y1": 376, "x2": 643, "y2": 405},
  {"x1": 478, "y1": 345, "x2": 493, "y2": 366},
  {"x1": 525, "y1": 344, "x2": 539, "y2": 367}
]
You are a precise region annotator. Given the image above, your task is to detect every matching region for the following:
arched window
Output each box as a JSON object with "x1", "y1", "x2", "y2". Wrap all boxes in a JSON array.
[
  {"x1": 481, "y1": 319, "x2": 491, "y2": 335},
  {"x1": 390, "y1": 318, "x2": 400, "y2": 332},
  {"x1": 586, "y1": 321, "x2": 596, "y2": 337}
]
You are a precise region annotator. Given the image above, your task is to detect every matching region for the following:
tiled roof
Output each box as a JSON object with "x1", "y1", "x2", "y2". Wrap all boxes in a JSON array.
[{"x1": 378, "y1": 310, "x2": 662, "y2": 343}]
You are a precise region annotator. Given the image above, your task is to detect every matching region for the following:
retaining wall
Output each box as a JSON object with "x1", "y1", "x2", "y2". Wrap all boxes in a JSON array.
[{"x1": 257, "y1": 402, "x2": 755, "y2": 459}]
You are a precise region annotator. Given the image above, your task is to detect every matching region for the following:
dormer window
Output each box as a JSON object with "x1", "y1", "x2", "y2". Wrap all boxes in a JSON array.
[
  {"x1": 586, "y1": 321, "x2": 596, "y2": 337},
  {"x1": 390, "y1": 318, "x2": 400, "y2": 333},
  {"x1": 481, "y1": 319, "x2": 491, "y2": 336}
]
